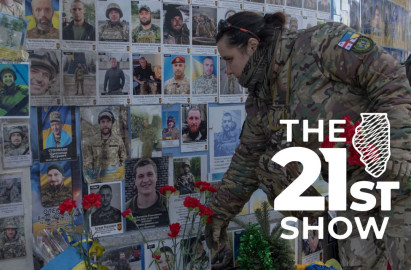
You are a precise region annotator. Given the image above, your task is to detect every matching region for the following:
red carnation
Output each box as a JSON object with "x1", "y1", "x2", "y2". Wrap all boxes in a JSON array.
[
  {"x1": 195, "y1": 181, "x2": 210, "y2": 189},
  {"x1": 167, "y1": 223, "x2": 181, "y2": 238},
  {"x1": 183, "y1": 196, "x2": 200, "y2": 210},
  {"x1": 58, "y1": 199, "x2": 77, "y2": 215},
  {"x1": 160, "y1": 186, "x2": 177, "y2": 197},
  {"x1": 199, "y1": 204, "x2": 214, "y2": 218},
  {"x1": 82, "y1": 193, "x2": 102, "y2": 210},
  {"x1": 320, "y1": 136, "x2": 336, "y2": 148},
  {"x1": 340, "y1": 116, "x2": 352, "y2": 127},
  {"x1": 121, "y1": 209, "x2": 132, "y2": 218},
  {"x1": 200, "y1": 185, "x2": 217, "y2": 193},
  {"x1": 152, "y1": 253, "x2": 161, "y2": 260}
]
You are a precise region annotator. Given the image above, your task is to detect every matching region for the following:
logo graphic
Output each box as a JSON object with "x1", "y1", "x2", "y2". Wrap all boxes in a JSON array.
[
  {"x1": 352, "y1": 113, "x2": 390, "y2": 178},
  {"x1": 338, "y1": 31, "x2": 360, "y2": 51}
]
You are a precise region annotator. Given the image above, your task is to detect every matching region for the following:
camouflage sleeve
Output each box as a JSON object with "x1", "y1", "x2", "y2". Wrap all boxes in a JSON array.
[
  {"x1": 82, "y1": 142, "x2": 93, "y2": 170},
  {"x1": 118, "y1": 140, "x2": 126, "y2": 167},
  {"x1": 312, "y1": 23, "x2": 410, "y2": 179},
  {"x1": 209, "y1": 95, "x2": 267, "y2": 221},
  {"x1": 155, "y1": 27, "x2": 161, "y2": 43}
]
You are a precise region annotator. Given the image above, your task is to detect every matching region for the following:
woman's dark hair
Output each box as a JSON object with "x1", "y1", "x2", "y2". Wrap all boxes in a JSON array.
[{"x1": 216, "y1": 11, "x2": 285, "y2": 49}]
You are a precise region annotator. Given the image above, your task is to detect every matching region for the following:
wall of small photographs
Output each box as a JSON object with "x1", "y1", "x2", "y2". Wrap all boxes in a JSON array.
[{"x1": 0, "y1": 0, "x2": 409, "y2": 269}]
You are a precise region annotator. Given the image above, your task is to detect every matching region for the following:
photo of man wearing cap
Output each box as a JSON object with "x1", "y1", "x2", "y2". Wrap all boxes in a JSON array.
[
  {"x1": 164, "y1": 55, "x2": 190, "y2": 95},
  {"x1": 41, "y1": 162, "x2": 72, "y2": 207},
  {"x1": 163, "y1": 3, "x2": 190, "y2": 45},
  {"x1": 98, "y1": 1, "x2": 129, "y2": 42},
  {"x1": 3, "y1": 125, "x2": 29, "y2": 157},
  {"x1": 162, "y1": 116, "x2": 179, "y2": 140},
  {"x1": 82, "y1": 108, "x2": 127, "y2": 182},
  {"x1": 45, "y1": 111, "x2": 72, "y2": 149},
  {"x1": 29, "y1": 50, "x2": 60, "y2": 96},
  {"x1": 131, "y1": 3, "x2": 160, "y2": 43}
]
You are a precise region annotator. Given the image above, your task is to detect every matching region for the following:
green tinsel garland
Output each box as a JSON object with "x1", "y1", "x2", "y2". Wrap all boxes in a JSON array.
[{"x1": 238, "y1": 224, "x2": 276, "y2": 270}]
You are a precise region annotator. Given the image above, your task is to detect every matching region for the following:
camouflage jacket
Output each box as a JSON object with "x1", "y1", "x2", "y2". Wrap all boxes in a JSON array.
[
  {"x1": 0, "y1": 2, "x2": 24, "y2": 17},
  {"x1": 98, "y1": 20, "x2": 129, "y2": 42},
  {"x1": 75, "y1": 67, "x2": 85, "y2": 81},
  {"x1": 91, "y1": 206, "x2": 121, "y2": 226},
  {"x1": 192, "y1": 74, "x2": 217, "y2": 94},
  {"x1": 82, "y1": 132, "x2": 127, "y2": 171},
  {"x1": 4, "y1": 143, "x2": 29, "y2": 156},
  {"x1": 0, "y1": 185, "x2": 21, "y2": 204},
  {"x1": 41, "y1": 183, "x2": 72, "y2": 208},
  {"x1": 210, "y1": 23, "x2": 411, "y2": 222},
  {"x1": 176, "y1": 172, "x2": 195, "y2": 195},
  {"x1": 26, "y1": 26, "x2": 59, "y2": 39},
  {"x1": 0, "y1": 233, "x2": 26, "y2": 259},
  {"x1": 0, "y1": 84, "x2": 29, "y2": 116},
  {"x1": 163, "y1": 24, "x2": 190, "y2": 45},
  {"x1": 164, "y1": 76, "x2": 190, "y2": 95},
  {"x1": 132, "y1": 24, "x2": 161, "y2": 43}
]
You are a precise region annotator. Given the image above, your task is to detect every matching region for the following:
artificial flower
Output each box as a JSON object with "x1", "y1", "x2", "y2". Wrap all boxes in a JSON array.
[
  {"x1": 167, "y1": 223, "x2": 181, "y2": 238},
  {"x1": 58, "y1": 199, "x2": 77, "y2": 215},
  {"x1": 82, "y1": 193, "x2": 102, "y2": 210}
]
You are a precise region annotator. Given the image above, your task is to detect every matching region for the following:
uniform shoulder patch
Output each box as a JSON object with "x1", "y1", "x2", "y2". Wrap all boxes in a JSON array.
[
  {"x1": 337, "y1": 31, "x2": 360, "y2": 51},
  {"x1": 351, "y1": 36, "x2": 374, "y2": 53}
]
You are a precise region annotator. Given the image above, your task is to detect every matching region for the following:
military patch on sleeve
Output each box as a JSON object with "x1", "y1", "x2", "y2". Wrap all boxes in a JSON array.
[
  {"x1": 351, "y1": 36, "x2": 374, "y2": 53},
  {"x1": 337, "y1": 31, "x2": 360, "y2": 51}
]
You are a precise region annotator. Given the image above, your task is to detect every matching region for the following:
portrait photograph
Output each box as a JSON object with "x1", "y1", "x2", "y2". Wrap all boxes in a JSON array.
[
  {"x1": 163, "y1": 3, "x2": 190, "y2": 45},
  {"x1": 266, "y1": 0, "x2": 285, "y2": 5},
  {"x1": 62, "y1": 51, "x2": 97, "y2": 98},
  {"x1": 37, "y1": 106, "x2": 77, "y2": 163},
  {"x1": 348, "y1": 0, "x2": 360, "y2": 32},
  {"x1": 192, "y1": 6, "x2": 217, "y2": 46},
  {"x1": 286, "y1": 0, "x2": 303, "y2": 8},
  {"x1": 80, "y1": 106, "x2": 129, "y2": 183},
  {"x1": 98, "y1": 52, "x2": 130, "y2": 96},
  {"x1": 132, "y1": 53, "x2": 162, "y2": 95},
  {"x1": 0, "y1": 63, "x2": 29, "y2": 118},
  {"x1": 1, "y1": 123, "x2": 31, "y2": 168},
  {"x1": 25, "y1": 0, "x2": 59, "y2": 39},
  {"x1": 0, "y1": 216, "x2": 26, "y2": 260},
  {"x1": 131, "y1": 0, "x2": 161, "y2": 44},
  {"x1": 191, "y1": 55, "x2": 217, "y2": 95},
  {"x1": 89, "y1": 181, "x2": 123, "y2": 237},
  {"x1": 163, "y1": 54, "x2": 190, "y2": 95},
  {"x1": 219, "y1": 58, "x2": 241, "y2": 95},
  {"x1": 161, "y1": 104, "x2": 180, "y2": 147},
  {"x1": 0, "y1": 174, "x2": 22, "y2": 205},
  {"x1": 318, "y1": 0, "x2": 331, "y2": 12},
  {"x1": 28, "y1": 50, "x2": 60, "y2": 103},
  {"x1": 211, "y1": 108, "x2": 242, "y2": 158},
  {"x1": 97, "y1": 0, "x2": 130, "y2": 42},
  {"x1": 173, "y1": 156, "x2": 202, "y2": 195},
  {"x1": 145, "y1": 240, "x2": 176, "y2": 270},
  {"x1": 130, "y1": 105, "x2": 162, "y2": 159},
  {"x1": 181, "y1": 104, "x2": 207, "y2": 144},
  {"x1": 181, "y1": 236, "x2": 210, "y2": 270},
  {"x1": 101, "y1": 244, "x2": 143, "y2": 270},
  {"x1": 303, "y1": 0, "x2": 316, "y2": 10},
  {"x1": 124, "y1": 156, "x2": 171, "y2": 230},
  {"x1": 0, "y1": 0, "x2": 24, "y2": 18},
  {"x1": 62, "y1": 0, "x2": 96, "y2": 41},
  {"x1": 0, "y1": 13, "x2": 26, "y2": 53},
  {"x1": 39, "y1": 161, "x2": 73, "y2": 208},
  {"x1": 301, "y1": 218, "x2": 323, "y2": 260}
]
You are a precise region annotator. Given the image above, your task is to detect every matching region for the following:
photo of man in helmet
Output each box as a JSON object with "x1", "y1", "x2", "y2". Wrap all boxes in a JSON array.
[{"x1": 98, "y1": 1, "x2": 129, "y2": 42}]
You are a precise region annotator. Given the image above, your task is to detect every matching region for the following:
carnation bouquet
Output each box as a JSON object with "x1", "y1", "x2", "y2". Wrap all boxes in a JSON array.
[{"x1": 122, "y1": 181, "x2": 216, "y2": 270}]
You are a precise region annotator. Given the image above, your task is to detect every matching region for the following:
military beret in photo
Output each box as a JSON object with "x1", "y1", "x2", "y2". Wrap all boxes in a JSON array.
[{"x1": 171, "y1": 56, "x2": 185, "y2": 64}]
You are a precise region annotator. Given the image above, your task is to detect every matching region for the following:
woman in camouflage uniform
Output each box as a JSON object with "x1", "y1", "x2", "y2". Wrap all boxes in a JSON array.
[
  {"x1": 206, "y1": 11, "x2": 410, "y2": 270},
  {"x1": 0, "y1": 66, "x2": 29, "y2": 116}
]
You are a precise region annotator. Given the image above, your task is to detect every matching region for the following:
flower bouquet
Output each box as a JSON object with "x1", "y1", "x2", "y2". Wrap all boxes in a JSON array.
[{"x1": 122, "y1": 181, "x2": 217, "y2": 270}]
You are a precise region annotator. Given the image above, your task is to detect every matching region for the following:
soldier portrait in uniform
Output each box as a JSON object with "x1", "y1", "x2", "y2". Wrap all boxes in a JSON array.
[
  {"x1": 0, "y1": 63, "x2": 29, "y2": 117},
  {"x1": 130, "y1": 105, "x2": 162, "y2": 158},
  {"x1": 0, "y1": 176, "x2": 21, "y2": 204},
  {"x1": 29, "y1": 50, "x2": 60, "y2": 96},
  {"x1": 286, "y1": 0, "x2": 303, "y2": 8},
  {"x1": 192, "y1": 6, "x2": 217, "y2": 46},
  {"x1": 62, "y1": 0, "x2": 95, "y2": 41},
  {"x1": 162, "y1": 115, "x2": 179, "y2": 141},
  {"x1": 101, "y1": 244, "x2": 142, "y2": 269},
  {"x1": 0, "y1": 217, "x2": 26, "y2": 260},
  {"x1": 213, "y1": 111, "x2": 241, "y2": 157},
  {"x1": 192, "y1": 56, "x2": 217, "y2": 95},
  {"x1": 90, "y1": 184, "x2": 121, "y2": 227},
  {"x1": 174, "y1": 158, "x2": 198, "y2": 195},
  {"x1": 25, "y1": 0, "x2": 59, "y2": 39},
  {"x1": 98, "y1": 1, "x2": 129, "y2": 42},
  {"x1": 219, "y1": 58, "x2": 241, "y2": 95},
  {"x1": 98, "y1": 53, "x2": 130, "y2": 96},
  {"x1": 181, "y1": 105, "x2": 207, "y2": 143},
  {"x1": 318, "y1": 0, "x2": 331, "y2": 12},
  {"x1": 132, "y1": 54, "x2": 161, "y2": 95},
  {"x1": 2, "y1": 125, "x2": 29, "y2": 157},
  {"x1": 163, "y1": 55, "x2": 190, "y2": 95},
  {"x1": 125, "y1": 158, "x2": 170, "y2": 230},
  {"x1": 43, "y1": 111, "x2": 72, "y2": 149},
  {"x1": 163, "y1": 3, "x2": 190, "y2": 45},
  {"x1": 303, "y1": 0, "x2": 316, "y2": 10},
  {"x1": 40, "y1": 162, "x2": 72, "y2": 208},
  {"x1": 131, "y1": 2, "x2": 161, "y2": 44},
  {"x1": 62, "y1": 51, "x2": 97, "y2": 97},
  {"x1": 156, "y1": 246, "x2": 175, "y2": 270},
  {"x1": 0, "y1": 0, "x2": 24, "y2": 17},
  {"x1": 81, "y1": 107, "x2": 129, "y2": 183}
]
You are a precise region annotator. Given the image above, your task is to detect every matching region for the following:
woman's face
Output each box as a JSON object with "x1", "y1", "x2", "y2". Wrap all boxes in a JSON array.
[
  {"x1": 217, "y1": 36, "x2": 253, "y2": 79},
  {"x1": 2, "y1": 72, "x2": 14, "y2": 86}
]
